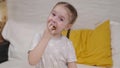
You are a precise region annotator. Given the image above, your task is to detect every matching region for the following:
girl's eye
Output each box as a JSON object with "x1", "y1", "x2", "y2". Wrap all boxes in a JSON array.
[
  {"x1": 60, "y1": 18, "x2": 64, "y2": 21},
  {"x1": 52, "y1": 13, "x2": 56, "y2": 16}
]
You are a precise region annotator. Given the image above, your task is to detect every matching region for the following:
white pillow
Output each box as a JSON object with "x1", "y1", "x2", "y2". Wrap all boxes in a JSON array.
[
  {"x1": 110, "y1": 21, "x2": 120, "y2": 68},
  {"x1": 2, "y1": 20, "x2": 45, "y2": 60}
]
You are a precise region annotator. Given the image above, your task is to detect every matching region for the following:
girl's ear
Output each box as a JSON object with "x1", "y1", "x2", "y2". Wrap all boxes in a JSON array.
[{"x1": 65, "y1": 24, "x2": 73, "y2": 30}]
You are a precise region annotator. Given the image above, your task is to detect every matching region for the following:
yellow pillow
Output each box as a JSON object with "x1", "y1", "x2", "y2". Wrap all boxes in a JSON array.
[
  {"x1": 62, "y1": 20, "x2": 112, "y2": 66},
  {"x1": 62, "y1": 29, "x2": 92, "y2": 60},
  {"x1": 84, "y1": 20, "x2": 112, "y2": 66}
]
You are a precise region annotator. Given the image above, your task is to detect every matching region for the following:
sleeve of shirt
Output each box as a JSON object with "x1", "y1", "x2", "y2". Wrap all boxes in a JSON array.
[
  {"x1": 67, "y1": 41, "x2": 77, "y2": 62},
  {"x1": 28, "y1": 33, "x2": 41, "y2": 51}
]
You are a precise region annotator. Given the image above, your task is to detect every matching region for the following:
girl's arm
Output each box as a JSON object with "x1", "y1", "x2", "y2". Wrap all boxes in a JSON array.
[
  {"x1": 68, "y1": 62, "x2": 77, "y2": 68},
  {"x1": 28, "y1": 29, "x2": 51, "y2": 65}
]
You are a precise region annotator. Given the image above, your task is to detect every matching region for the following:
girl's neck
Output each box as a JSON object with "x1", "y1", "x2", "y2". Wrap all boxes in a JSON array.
[{"x1": 52, "y1": 33, "x2": 62, "y2": 39}]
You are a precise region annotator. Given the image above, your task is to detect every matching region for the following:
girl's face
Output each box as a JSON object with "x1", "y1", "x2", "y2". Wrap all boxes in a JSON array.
[{"x1": 47, "y1": 4, "x2": 71, "y2": 36}]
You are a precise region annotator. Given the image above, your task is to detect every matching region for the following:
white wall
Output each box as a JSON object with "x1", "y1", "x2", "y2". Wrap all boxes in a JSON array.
[{"x1": 6, "y1": 0, "x2": 120, "y2": 29}]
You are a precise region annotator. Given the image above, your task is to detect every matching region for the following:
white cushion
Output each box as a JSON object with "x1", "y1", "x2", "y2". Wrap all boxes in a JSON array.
[
  {"x1": 1, "y1": 20, "x2": 45, "y2": 68},
  {"x1": 110, "y1": 21, "x2": 120, "y2": 54},
  {"x1": 110, "y1": 21, "x2": 120, "y2": 68},
  {"x1": 2, "y1": 20, "x2": 46, "y2": 59},
  {"x1": 0, "y1": 58, "x2": 35, "y2": 68}
]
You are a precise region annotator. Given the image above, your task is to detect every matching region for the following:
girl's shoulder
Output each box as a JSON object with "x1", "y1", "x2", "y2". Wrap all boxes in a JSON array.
[{"x1": 62, "y1": 36, "x2": 73, "y2": 45}]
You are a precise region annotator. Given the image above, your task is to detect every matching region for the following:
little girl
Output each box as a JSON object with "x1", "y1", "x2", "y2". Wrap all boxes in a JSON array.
[{"x1": 28, "y1": 1, "x2": 78, "y2": 68}]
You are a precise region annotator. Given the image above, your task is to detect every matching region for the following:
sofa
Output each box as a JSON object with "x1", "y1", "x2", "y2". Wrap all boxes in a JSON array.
[
  {"x1": 0, "y1": 20, "x2": 120, "y2": 68},
  {"x1": 0, "y1": 0, "x2": 120, "y2": 68}
]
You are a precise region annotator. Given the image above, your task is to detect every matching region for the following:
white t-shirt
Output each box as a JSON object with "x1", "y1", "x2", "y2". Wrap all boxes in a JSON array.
[{"x1": 29, "y1": 31, "x2": 76, "y2": 68}]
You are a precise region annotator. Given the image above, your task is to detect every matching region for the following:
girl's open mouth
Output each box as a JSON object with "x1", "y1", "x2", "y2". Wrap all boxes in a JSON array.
[{"x1": 52, "y1": 26, "x2": 56, "y2": 30}]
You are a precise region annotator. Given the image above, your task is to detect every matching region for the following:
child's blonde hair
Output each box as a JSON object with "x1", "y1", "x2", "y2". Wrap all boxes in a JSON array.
[{"x1": 53, "y1": 2, "x2": 78, "y2": 24}]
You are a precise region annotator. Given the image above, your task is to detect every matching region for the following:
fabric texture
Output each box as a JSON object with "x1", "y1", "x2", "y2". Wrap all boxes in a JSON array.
[
  {"x1": 83, "y1": 20, "x2": 112, "y2": 66},
  {"x1": 29, "y1": 32, "x2": 76, "y2": 68},
  {"x1": 62, "y1": 20, "x2": 113, "y2": 66}
]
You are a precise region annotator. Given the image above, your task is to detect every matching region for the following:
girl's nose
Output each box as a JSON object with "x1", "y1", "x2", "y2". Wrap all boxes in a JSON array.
[
  {"x1": 52, "y1": 16, "x2": 57, "y2": 23},
  {"x1": 51, "y1": 18, "x2": 57, "y2": 25}
]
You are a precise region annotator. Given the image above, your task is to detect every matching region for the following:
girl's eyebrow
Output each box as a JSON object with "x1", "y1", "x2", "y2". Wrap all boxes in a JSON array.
[
  {"x1": 52, "y1": 10, "x2": 65, "y2": 20},
  {"x1": 59, "y1": 15, "x2": 65, "y2": 20},
  {"x1": 52, "y1": 10, "x2": 56, "y2": 13}
]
